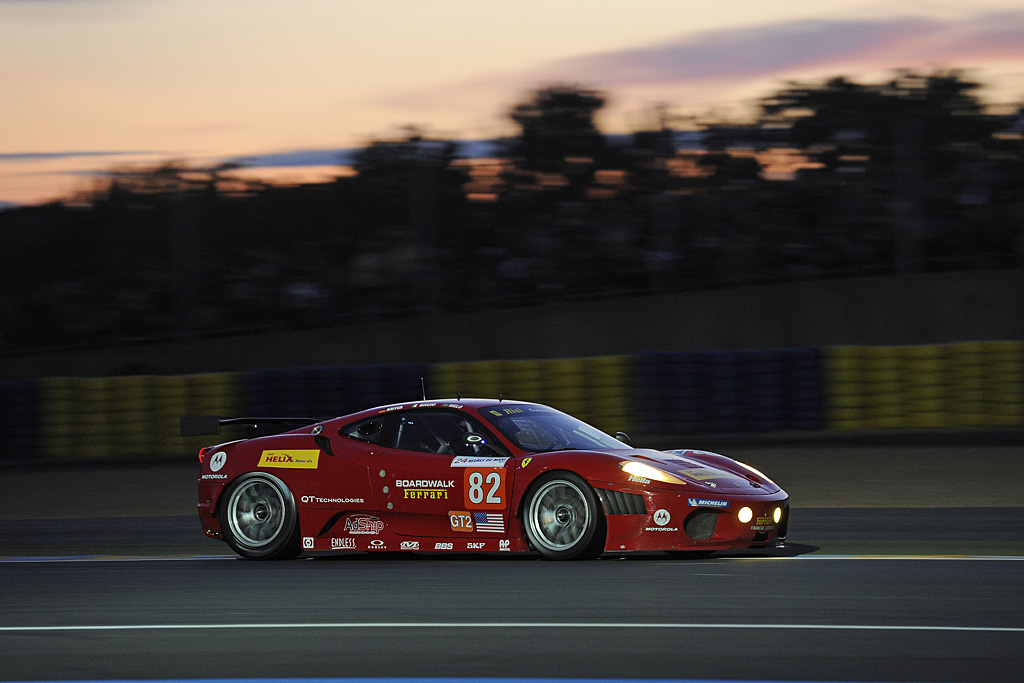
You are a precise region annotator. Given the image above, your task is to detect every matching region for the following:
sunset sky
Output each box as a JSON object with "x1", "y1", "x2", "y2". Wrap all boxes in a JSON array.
[{"x1": 2, "y1": 0, "x2": 1024, "y2": 206}]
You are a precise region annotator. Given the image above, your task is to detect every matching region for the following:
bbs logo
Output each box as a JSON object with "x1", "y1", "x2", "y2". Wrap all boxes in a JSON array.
[{"x1": 434, "y1": 542, "x2": 453, "y2": 550}]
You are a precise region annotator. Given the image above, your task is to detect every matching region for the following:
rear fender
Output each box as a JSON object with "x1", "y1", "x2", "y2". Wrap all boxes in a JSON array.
[{"x1": 198, "y1": 436, "x2": 322, "y2": 522}]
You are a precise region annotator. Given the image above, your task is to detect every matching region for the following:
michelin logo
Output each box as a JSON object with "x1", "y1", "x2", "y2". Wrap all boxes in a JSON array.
[{"x1": 688, "y1": 498, "x2": 729, "y2": 508}]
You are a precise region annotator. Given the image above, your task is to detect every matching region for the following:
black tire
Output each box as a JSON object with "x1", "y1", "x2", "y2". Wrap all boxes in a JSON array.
[
  {"x1": 522, "y1": 471, "x2": 605, "y2": 560},
  {"x1": 220, "y1": 472, "x2": 301, "y2": 560}
]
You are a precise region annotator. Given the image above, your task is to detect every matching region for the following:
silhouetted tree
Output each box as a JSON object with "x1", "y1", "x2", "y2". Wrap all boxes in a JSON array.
[
  {"x1": 758, "y1": 70, "x2": 999, "y2": 175},
  {"x1": 501, "y1": 85, "x2": 619, "y2": 202},
  {"x1": 506, "y1": 85, "x2": 606, "y2": 168}
]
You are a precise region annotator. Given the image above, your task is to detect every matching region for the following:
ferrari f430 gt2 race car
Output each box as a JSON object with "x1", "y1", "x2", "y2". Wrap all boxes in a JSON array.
[{"x1": 183, "y1": 399, "x2": 789, "y2": 560}]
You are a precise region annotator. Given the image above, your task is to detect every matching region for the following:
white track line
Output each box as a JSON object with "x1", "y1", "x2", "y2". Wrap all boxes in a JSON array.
[
  {"x1": 1, "y1": 622, "x2": 1021, "y2": 633},
  {"x1": 3, "y1": 554, "x2": 1024, "y2": 563}
]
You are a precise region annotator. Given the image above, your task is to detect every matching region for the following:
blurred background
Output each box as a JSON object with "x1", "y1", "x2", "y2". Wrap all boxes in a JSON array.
[{"x1": 1, "y1": 1, "x2": 1022, "y2": 464}]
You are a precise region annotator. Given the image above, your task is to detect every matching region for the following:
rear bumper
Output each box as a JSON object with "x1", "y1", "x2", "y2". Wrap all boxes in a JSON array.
[{"x1": 198, "y1": 481, "x2": 223, "y2": 539}]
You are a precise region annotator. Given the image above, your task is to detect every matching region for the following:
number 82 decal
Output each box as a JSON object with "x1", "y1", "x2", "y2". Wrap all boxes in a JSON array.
[{"x1": 464, "y1": 467, "x2": 505, "y2": 510}]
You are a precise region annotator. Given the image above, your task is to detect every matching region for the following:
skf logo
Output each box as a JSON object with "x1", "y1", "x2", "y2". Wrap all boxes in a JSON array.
[{"x1": 258, "y1": 450, "x2": 320, "y2": 469}]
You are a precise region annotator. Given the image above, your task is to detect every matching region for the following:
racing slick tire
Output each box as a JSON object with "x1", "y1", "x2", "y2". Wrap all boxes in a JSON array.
[
  {"x1": 220, "y1": 472, "x2": 302, "y2": 560},
  {"x1": 522, "y1": 471, "x2": 605, "y2": 560}
]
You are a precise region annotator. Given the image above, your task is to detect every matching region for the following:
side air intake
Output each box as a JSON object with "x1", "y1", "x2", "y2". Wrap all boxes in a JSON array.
[{"x1": 596, "y1": 489, "x2": 647, "y2": 515}]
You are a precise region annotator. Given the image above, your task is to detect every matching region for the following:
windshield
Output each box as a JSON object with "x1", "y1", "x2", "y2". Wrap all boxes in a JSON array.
[{"x1": 479, "y1": 404, "x2": 628, "y2": 452}]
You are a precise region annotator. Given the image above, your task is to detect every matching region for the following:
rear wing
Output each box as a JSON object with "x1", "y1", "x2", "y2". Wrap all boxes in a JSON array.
[{"x1": 180, "y1": 415, "x2": 321, "y2": 437}]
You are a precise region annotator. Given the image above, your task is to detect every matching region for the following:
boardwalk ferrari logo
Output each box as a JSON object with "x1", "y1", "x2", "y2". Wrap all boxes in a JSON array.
[
  {"x1": 258, "y1": 450, "x2": 320, "y2": 469},
  {"x1": 397, "y1": 479, "x2": 454, "y2": 500}
]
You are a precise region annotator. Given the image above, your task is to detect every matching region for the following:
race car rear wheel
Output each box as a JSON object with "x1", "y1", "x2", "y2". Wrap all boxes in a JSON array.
[
  {"x1": 522, "y1": 471, "x2": 605, "y2": 560},
  {"x1": 220, "y1": 472, "x2": 301, "y2": 560}
]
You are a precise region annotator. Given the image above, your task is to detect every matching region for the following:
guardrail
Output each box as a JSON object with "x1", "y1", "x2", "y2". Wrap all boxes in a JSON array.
[{"x1": 1, "y1": 342, "x2": 1020, "y2": 463}]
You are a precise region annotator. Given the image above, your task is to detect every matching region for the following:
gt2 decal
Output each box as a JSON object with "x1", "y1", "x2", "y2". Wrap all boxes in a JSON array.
[
  {"x1": 449, "y1": 511, "x2": 474, "y2": 532},
  {"x1": 464, "y1": 468, "x2": 505, "y2": 510}
]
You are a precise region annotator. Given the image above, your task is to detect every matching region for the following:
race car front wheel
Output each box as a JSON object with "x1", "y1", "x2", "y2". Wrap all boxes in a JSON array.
[
  {"x1": 523, "y1": 471, "x2": 605, "y2": 560},
  {"x1": 220, "y1": 472, "x2": 301, "y2": 560}
]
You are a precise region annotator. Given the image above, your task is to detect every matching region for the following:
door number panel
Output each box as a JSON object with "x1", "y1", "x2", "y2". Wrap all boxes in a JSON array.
[{"x1": 463, "y1": 467, "x2": 505, "y2": 510}]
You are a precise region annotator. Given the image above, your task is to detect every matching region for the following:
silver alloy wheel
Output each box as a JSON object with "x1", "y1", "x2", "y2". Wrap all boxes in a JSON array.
[
  {"x1": 226, "y1": 475, "x2": 287, "y2": 549},
  {"x1": 526, "y1": 478, "x2": 592, "y2": 552}
]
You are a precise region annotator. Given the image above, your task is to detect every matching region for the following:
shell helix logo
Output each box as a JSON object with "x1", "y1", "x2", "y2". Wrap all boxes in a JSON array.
[{"x1": 258, "y1": 450, "x2": 320, "y2": 469}]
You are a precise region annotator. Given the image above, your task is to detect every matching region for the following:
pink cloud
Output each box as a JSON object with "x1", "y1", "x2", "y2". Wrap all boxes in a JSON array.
[
  {"x1": 385, "y1": 10, "x2": 1024, "y2": 121},
  {"x1": 545, "y1": 11, "x2": 1024, "y2": 87}
]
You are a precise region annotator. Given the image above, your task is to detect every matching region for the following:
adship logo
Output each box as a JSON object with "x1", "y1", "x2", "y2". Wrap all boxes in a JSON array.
[{"x1": 258, "y1": 450, "x2": 320, "y2": 469}]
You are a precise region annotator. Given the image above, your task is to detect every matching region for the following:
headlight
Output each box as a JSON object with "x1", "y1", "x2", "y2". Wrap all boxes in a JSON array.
[
  {"x1": 621, "y1": 461, "x2": 686, "y2": 485},
  {"x1": 773, "y1": 507, "x2": 782, "y2": 524},
  {"x1": 735, "y1": 460, "x2": 776, "y2": 486},
  {"x1": 738, "y1": 506, "x2": 753, "y2": 523}
]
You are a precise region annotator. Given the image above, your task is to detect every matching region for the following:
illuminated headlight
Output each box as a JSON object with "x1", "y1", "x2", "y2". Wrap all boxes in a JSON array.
[
  {"x1": 773, "y1": 507, "x2": 782, "y2": 524},
  {"x1": 738, "y1": 507, "x2": 753, "y2": 523},
  {"x1": 735, "y1": 460, "x2": 776, "y2": 485},
  {"x1": 621, "y1": 461, "x2": 686, "y2": 485}
]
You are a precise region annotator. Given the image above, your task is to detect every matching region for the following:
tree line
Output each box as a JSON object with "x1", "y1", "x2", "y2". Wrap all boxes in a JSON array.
[{"x1": 1, "y1": 69, "x2": 1022, "y2": 353}]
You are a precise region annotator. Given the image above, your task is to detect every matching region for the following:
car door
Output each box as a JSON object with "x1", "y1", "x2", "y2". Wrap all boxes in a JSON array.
[{"x1": 369, "y1": 409, "x2": 511, "y2": 538}]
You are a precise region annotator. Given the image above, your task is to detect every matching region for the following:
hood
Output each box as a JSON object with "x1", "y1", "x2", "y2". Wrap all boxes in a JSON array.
[{"x1": 625, "y1": 448, "x2": 780, "y2": 494}]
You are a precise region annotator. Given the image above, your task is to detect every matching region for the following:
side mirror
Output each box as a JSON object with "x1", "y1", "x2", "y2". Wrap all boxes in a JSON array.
[{"x1": 615, "y1": 432, "x2": 631, "y2": 445}]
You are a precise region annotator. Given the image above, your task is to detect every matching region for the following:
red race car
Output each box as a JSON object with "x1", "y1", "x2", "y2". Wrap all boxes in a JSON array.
[{"x1": 183, "y1": 399, "x2": 789, "y2": 560}]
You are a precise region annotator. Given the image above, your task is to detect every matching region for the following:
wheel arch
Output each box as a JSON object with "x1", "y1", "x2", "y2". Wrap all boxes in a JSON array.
[
  {"x1": 218, "y1": 470, "x2": 303, "y2": 560},
  {"x1": 517, "y1": 468, "x2": 608, "y2": 560}
]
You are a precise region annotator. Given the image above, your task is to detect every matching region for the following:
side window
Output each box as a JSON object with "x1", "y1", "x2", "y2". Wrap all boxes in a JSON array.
[
  {"x1": 340, "y1": 415, "x2": 396, "y2": 446},
  {"x1": 394, "y1": 410, "x2": 507, "y2": 456}
]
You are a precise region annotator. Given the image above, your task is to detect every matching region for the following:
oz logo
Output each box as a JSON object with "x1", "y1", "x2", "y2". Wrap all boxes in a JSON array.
[
  {"x1": 653, "y1": 509, "x2": 671, "y2": 526},
  {"x1": 209, "y1": 451, "x2": 227, "y2": 472}
]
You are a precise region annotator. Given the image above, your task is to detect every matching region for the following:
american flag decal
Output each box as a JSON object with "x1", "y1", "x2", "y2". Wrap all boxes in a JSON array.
[{"x1": 473, "y1": 512, "x2": 504, "y2": 533}]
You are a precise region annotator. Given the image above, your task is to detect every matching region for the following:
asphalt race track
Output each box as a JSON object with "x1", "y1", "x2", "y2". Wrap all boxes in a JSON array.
[{"x1": 2, "y1": 506, "x2": 1023, "y2": 683}]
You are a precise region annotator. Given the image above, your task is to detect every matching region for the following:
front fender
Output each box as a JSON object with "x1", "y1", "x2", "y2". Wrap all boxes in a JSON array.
[{"x1": 510, "y1": 451, "x2": 635, "y2": 520}]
